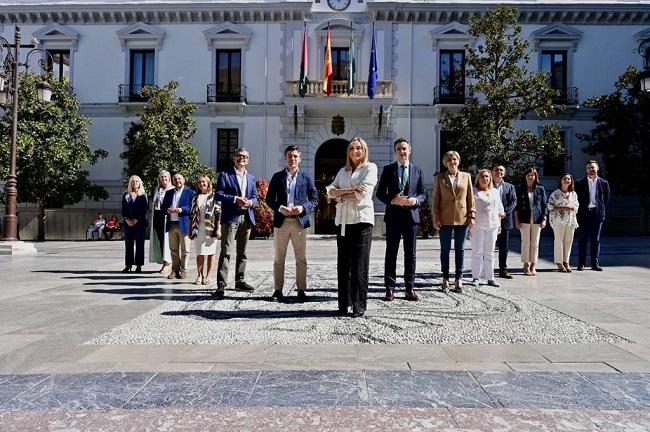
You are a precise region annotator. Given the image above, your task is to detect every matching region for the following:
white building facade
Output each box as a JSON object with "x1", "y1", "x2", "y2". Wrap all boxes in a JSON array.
[{"x1": 2, "y1": 0, "x2": 649, "y2": 237}]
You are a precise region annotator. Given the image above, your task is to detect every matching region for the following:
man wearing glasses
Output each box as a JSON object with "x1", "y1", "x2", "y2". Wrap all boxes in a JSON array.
[{"x1": 214, "y1": 148, "x2": 258, "y2": 298}]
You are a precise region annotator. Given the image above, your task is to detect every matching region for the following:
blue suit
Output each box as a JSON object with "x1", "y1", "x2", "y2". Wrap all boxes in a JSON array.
[
  {"x1": 575, "y1": 176, "x2": 610, "y2": 267},
  {"x1": 266, "y1": 169, "x2": 318, "y2": 229},
  {"x1": 376, "y1": 161, "x2": 426, "y2": 292},
  {"x1": 215, "y1": 167, "x2": 258, "y2": 225},
  {"x1": 160, "y1": 187, "x2": 195, "y2": 236},
  {"x1": 495, "y1": 181, "x2": 517, "y2": 270}
]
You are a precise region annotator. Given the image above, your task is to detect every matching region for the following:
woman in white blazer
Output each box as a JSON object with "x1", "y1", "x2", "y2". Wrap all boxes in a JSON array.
[{"x1": 326, "y1": 137, "x2": 378, "y2": 318}]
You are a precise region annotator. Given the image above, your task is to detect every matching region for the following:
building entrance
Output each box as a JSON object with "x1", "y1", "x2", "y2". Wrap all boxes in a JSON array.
[{"x1": 314, "y1": 138, "x2": 348, "y2": 234}]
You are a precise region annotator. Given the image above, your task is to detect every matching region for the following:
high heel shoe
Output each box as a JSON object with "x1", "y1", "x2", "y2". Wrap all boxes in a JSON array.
[
  {"x1": 135, "y1": 266, "x2": 142, "y2": 273},
  {"x1": 557, "y1": 263, "x2": 567, "y2": 272},
  {"x1": 158, "y1": 264, "x2": 170, "y2": 274},
  {"x1": 523, "y1": 263, "x2": 532, "y2": 276},
  {"x1": 530, "y1": 265, "x2": 537, "y2": 276},
  {"x1": 121, "y1": 266, "x2": 132, "y2": 273},
  {"x1": 194, "y1": 275, "x2": 203, "y2": 285},
  {"x1": 563, "y1": 262, "x2": 572, "y2": 273}
]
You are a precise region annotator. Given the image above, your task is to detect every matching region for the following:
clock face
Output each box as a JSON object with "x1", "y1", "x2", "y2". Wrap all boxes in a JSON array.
[{"x1": 327, "y1": 0, "x2": 351, "y2": 11}]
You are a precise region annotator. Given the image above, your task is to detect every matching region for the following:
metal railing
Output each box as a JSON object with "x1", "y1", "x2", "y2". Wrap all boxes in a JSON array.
[
  {"x1": 118, "y1": 84, "x2": 154, "y2": 103},
  {"x1": 286, "y1": 80, "x2": 393, "y2": 97},
  {"x1": 433, "y1": 85, "x2": 468, "y2": 105},
  {"x1": 207, "y1": 84, "x2": 247, "y2": 103},
  {"x1": 552, "y1": 87, "x2": 579, "y2": 105}
]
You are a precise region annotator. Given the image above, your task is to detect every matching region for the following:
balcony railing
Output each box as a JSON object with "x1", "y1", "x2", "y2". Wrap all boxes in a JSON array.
[
  {"x1": 552, "y1": 87, "x2": 579, "y2": 105},
  {"x1": 118, "y1": 84, "x2": 154, "y2": 103},
  {"x1": 207, "y1": 84, "x2": 247, "y2": 103},
  {"x1": 433, "y1": 85, "x2": 468, "y2": 105},
  {"x1": 286, "y1": 80, "x2": 393, "y2": 97}
]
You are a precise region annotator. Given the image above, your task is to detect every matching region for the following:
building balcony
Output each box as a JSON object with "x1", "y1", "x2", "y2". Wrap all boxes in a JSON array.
[
  {"x1": 552, "y1": 87, "x2": 579, "y2": 106},
  {"x1": 207, "y1": 84, "x2": 247, "y2": 103},
  {"x1": 118, "y1": 84, "x2": 154, "y2": 103},
  {"x1": 433, "y1": 85, "x2": 468, "y2": 105},
  {"x1": 286, "y1": 80, "x2": 393, "y2": 98}
]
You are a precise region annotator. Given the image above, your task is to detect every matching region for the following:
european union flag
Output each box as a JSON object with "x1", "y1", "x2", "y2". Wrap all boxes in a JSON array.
[{"x1": 368, "y1": 22, "x2": 378, "y2": 99}]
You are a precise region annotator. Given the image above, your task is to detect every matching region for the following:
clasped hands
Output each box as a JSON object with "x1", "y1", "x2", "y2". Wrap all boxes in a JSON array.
[
  {"x1": 390, "y1": 192, "x2": 418, "y2": 207},
  {"x1": 330, "y1": 185, "x2": 365, "y2": 202},
  {"x1": 235, "y1": 196, "x2": 254, "y2": 208},
  {"x1": 279, "y1": 205, "x2": 304, "y2": 217}
]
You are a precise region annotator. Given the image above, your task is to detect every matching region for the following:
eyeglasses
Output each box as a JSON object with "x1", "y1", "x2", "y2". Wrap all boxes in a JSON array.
[{"x1": 236, "y1": 155, "x2": 249, "y2": 159}]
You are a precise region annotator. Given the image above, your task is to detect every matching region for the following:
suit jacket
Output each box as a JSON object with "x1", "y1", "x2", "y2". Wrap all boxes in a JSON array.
[
  {"x1": 266, "y1": 169, "x2": 318, "y2": 229},
  {"x1": 376, "y1": 161, "x2": 426, "y2": 225},
  {"x1": 161, "y1": 186, "x2": 195, "y2": 236},
  {"x1": 575, "y1": 176, "x2": 610, "y2": 223},
  {"x1": 495, "y1": 181, "x2": 517, "y2": 230},
  {"x1": 121, "y1": 193, "x2": 149, "y2": 228},
  {"x1": 515, "y1": 184, "x2": 548, "y2": 225},
  {"x1": 432, "y1": 171, "x2": 476, "y2": 226},
  {"x1": 215, "y1": 167, "x2": 258, "y2": 225}
]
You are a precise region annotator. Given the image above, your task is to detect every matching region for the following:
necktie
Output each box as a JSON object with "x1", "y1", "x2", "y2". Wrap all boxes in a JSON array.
[{"x1": 400, "y1": 165, "x2": 408, "y2": 191}]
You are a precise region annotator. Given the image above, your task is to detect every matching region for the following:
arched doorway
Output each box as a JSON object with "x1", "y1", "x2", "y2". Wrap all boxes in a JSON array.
[{"x1": 315, "y1": 138, "x2": 348, "y2": 234}]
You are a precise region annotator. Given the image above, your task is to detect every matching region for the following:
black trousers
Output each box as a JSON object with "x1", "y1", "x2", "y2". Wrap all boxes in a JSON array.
[
  {"x1": 124, "y1": 223, "x2": 146, "y2": 266},
  {"x1": 496, "y1": 228, "x2": 510, "y2": 269},
  {"x1": 153, "y1": 210, "x2": 166, "y2": 255},
  {"x1": 336, "y1": 223, "x2": 373, "y2": 314},
  {"x1": 578, "y1": 210, "x2": 603, "y2": 267},
  {"x1": 384, "y1": 222, "x2": 418, "y2": 292}
]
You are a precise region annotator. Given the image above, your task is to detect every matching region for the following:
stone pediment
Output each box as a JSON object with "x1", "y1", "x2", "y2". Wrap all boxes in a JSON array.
[
  {"x1": 33, "y1": 23, "x2": 79, "y2": 49},
  {"x1": 116, "y1": 21, "x2": 165, "y2": 49},
  {"x1": 429, "y1": 22, "x2": 472, "y2": 48},
  {"x1": 531, "y1": 23, "x2": 582, "y2": 50},
  {"x1": 204, "y1": 22, "x2": 252, "y2": 49}
]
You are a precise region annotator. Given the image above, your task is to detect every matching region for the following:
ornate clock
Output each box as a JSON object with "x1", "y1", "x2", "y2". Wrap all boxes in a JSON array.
[{"x1": 327, "y1": 0, "x2": 351, "y2": 12}]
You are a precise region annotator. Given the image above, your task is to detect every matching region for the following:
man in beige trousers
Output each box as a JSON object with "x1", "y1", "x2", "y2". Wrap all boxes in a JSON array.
[{"x1": 265, "y1": 145, "x2": 319, "y2": 302}]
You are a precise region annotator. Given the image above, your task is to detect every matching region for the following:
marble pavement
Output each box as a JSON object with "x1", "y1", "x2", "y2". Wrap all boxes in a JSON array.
[{"x1": 1, "y1": 236, "x2": 650, "y2": 430}]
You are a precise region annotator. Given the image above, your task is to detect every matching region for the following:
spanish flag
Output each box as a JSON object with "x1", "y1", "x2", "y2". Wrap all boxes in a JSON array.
[{"x1": 323, "y1": 24, "x2": 332, "y2": 96}]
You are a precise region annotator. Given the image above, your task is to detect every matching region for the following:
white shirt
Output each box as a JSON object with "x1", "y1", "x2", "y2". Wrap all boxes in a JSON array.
[
  {"x1": 588, "y1": 177, "x2": 598, "y2": 208},
  {"x1": 286, "y1": 168, "x2": 298, "y2": 207},
  {"x1": 326, "y1": 163, "x2": 378, "y2": 236},
  {"x1": 473, "y1": 187, "x2": 504, "y2": 229},
  {"x1": 449, "y1": 174, "x2": 458, "y2": 191},
  {"x1": 235, "y1": 168, "x2": 248, "y2": 208},
  {"x1": 170, "y1": 187, "x2": 184, "y2": 222}
]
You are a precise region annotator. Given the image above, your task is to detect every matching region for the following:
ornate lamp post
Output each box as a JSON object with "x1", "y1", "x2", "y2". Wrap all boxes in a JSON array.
[
  {"x1": 639, "y1": 38, "x2": 650, "y2": 93},
  {"x1": 0, "y1": 25, "x2": 53, "y2": 242}
]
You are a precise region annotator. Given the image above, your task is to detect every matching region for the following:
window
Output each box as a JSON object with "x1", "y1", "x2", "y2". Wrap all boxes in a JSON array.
[
  {"x1": 46, "y1": 50, "x2": 71, "y2": 81},
  {"x1": 216, "y1": 129, "x2": 239, "y2": 173},
  {"x1": 129, "y1": 50, "x2": 155, "y2": 99},
  {"x1": 215, "y1": 49, "x2": 242, "y2": 102},
  {"x1": 542, "y1": 131, "x2": 566, "y2": 177},
  {"x1": 438, "y1": 50, "x2": 465, "y2": 102},
  {"x1": 331, "y1": 47, "x2": 349, "y2": 81},
  {"x1": 542, "y1": 51, "x2": 567, "y2": 91}
]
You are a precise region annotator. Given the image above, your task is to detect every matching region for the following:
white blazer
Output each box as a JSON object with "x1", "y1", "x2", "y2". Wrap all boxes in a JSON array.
[{"x1": 326, "y1": 163, "x2": 378, "y2": 236}]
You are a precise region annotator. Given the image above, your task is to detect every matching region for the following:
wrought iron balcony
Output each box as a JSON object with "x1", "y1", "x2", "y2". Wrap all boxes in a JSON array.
[
  {"x1": 118, "y1": 84, "x2": 154, "y2": 103},
  {"x1": 433, "y1": 85, "x2": 468, "y2": 105},
  {"x1": 286, "y1": 80, "x2": 393, "y2": 97},
  {"x1": 207, "y1": 84, "x2": 247, "y2": 103},
  {"x1": 551, "y1": 87, "x2": 579, "y2": 105}
]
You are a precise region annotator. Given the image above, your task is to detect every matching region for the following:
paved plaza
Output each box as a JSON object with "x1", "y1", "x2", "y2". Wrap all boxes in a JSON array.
[{"x1": 1, "y1": 235, "x2": 650, "y2": 430}]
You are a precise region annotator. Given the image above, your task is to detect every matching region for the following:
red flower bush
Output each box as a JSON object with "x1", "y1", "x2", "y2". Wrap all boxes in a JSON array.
[{"x1": 252, "y1": 178, "x2": 273, "y2": 238}]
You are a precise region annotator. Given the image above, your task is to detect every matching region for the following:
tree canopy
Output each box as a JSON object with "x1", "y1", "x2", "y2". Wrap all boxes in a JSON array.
[
  {"x1": 441, "y1": 5, "x2": 564, "y2": 179},
  {"x1": 120, "y1": 81, "x2": 213, "y2": 194}
]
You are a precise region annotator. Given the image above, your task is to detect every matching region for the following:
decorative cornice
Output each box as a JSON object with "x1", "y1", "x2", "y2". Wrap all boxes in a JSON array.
[
  {"x1": 531, "y1": 22, "x2": 583, "y2": 51},
  {"x1": 116, "y1": 21, "x2": 165, "y2": 49},
  {"x1": 203, "y1": 22, "x2": 252, "y2": 50},
  {"x1": 33, "y1": 23, "x2": 80, "y2": 49}
]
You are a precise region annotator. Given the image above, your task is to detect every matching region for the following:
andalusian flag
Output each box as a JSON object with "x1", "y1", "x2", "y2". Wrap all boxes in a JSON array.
[
  {"x1": 298, "y1": 22, "x2": 309, "y2": 97},
  {"x1": 323, "y1": 24, "x2": 333, "y2": 96},
  {"x1": 347, "y1": 23, "x2": 356, "y2": 96},
  {"x1": 368, "y1": 22, "x2": 378, "y2": 99}
]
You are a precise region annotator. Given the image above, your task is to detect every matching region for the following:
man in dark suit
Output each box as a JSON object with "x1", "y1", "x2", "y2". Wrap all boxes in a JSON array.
[
  {"x1": 491, "y1": 165, "x2": 517, "y2": 279},
  {"x1": 161, "y1": 173, "x2": 195, "y2": 279},
  {"x1": 214, "y1": 148, "x2": 258, "y2": 297},
  {"x1": 266, "y1": 145, "x2": 319, "y2": 302},
  {"x1": 376, "y1": 138, "x2": 426, "y2": 301},
  {"x1": 575, "y1": 160, "x2": 610, "y2": 271}
]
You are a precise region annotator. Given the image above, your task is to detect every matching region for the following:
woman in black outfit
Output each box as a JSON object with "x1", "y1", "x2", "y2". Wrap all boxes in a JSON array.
[{"x1": 122, "y1": 175, "x2": 149, "y2": 272}]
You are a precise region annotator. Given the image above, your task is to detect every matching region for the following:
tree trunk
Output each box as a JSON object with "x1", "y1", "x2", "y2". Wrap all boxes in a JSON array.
[{"x1": 37, "y1": 200, "x2": 46, "y2": 241}]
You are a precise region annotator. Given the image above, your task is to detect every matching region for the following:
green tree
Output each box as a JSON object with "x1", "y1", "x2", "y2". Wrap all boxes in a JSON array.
[
  {"x1": 120, "y1": 81, "x2": 212, "y2": 194},
  {"x1": 0, "y1": 73, "x2": 108, "y2": 241},
  {"x1": 578, "y1": 66, "x2": 650, "y2": 233},
  {"x1": 441, "y1": 5, "x2": 563, "y2": 178}
]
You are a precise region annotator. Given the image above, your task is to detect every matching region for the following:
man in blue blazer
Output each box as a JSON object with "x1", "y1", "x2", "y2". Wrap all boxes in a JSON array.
[
  {"x1": 161, "y1": 173, "x2": 195, "y2": 279},
  {"x1": 376, "y1": 138, "x2": 426, "y2": 301},
  {"x1": 492, "y1": 165, "x2": 517, "y2": 279},
  {"x1": 575, "y1": 160, "x2": 610, "y2": 271},
  {"x1": 214, "y1": 148, "x2": 258, "y2": 297},
  {"x1": 266, "y1": 145, "x2": 319, "y2": 302}
]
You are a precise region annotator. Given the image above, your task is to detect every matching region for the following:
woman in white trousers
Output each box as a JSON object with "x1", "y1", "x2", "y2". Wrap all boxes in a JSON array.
[{"x1": 548, "y1": 173, "x2": 579, "y2": 272}]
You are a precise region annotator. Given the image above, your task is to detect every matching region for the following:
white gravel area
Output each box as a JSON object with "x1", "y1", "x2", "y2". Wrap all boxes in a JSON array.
[{"x1": 87, "y1": 264, "x2": 629, "y2": 345}]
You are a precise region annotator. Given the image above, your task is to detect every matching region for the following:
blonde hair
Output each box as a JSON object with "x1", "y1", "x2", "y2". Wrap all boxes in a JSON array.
[
  {"x1": 345, "y1": 137, "x2": 369, "y2": 171},
  {"x1": 127, "y1": 175, "x2": 145, "y2": 196},
  {"x1": 474, "y1": 169, "x2": 493, "y2": 190},
  {"x1": 442, "y1": 150, "x2": 461, "y2": 168},
  {"x1": 158, "y1": 170, "x2": 171, "y2": 188},
  {"x1": 195, "y1": 175, "x2": 213, "y2": 194}
]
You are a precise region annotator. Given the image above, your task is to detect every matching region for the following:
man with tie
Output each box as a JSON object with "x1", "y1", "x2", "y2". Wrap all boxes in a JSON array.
[
  {"x1": 214, "y1": 148, "x2": 258, "y2": 297},
  {"x1": 376, "y1": 138, "x2": 427, "y2": 301},
  {"x1": 266, "y1": 145, "x2": 319, "y2": 302},
  {"x1": 491, "y1": 165, "x2": 517, "y2": 279},
  {"x1": 161, "y1": 173, "x2": 195, "y2": 279},
  {"x1": 575, "y1": 160, "x2": 610, "y2": 271}
]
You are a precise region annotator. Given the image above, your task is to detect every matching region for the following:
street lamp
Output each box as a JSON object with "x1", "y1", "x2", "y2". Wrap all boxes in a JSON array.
[
  {"x1": 639, "y1": 38, "x2": 650, "y2": 93},
  {"x1": 0, "y1": 25, "x2": 53, "y2": 241}
]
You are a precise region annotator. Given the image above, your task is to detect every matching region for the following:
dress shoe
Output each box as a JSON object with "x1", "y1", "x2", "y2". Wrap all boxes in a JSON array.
[
  {"x1": 134, "y1": 266, "x2": 142, "y2": 273},
  {"x1": 405, "y1": 290, "x2": 419, "y2": 301},
  {"x1": 441, "y1": 278, "x2": 450, "y2": 293},
  {"x1": 335, "y1": 310, "x2": 348, "y2": 317},
  {"x1": 453, "y1": 279, "x2": 463, "y2": 293},
  {"x1": 471, "y1": 278, "x2": 480, "y2": 287},
  {"x1": 167, "y1": 271, "x2": 178, "y2": 280},
  {"x1": 177, "y1": 271, "x2": 188, "y2": 280},
  {"x1": 487, "y1": 279, "x2": 500, "y2": 287},
  {"x1": 211, "y1": 289, "x2": 225, "y2": 299},
  {"x1": 577, "y1": 265, "x2": 585, "y2": 271},
  {"x1": 498, "y1": 268, "x2": 513, "y2": 279},
  {"x1": 122, "y1": 266, "x2": 132, "y2": 273},
  {"x1": 383, "y1": 290, "x2": 395, "y2": 302},
  {"x1": 351, "y1": 311, "x2": 365, "y2": 318},
  {"x1": 297, "y1": 290, "x2": 307, "y2": 302},
  {"x1": 270, "y1": 289, "x2": 284, "y2": 302},
  {"x1": 235, "y1": 281, "x2": 255, "y2": 292},
  {"x1": 592, "y1": 265, "x2": 603, "y2": 271}
]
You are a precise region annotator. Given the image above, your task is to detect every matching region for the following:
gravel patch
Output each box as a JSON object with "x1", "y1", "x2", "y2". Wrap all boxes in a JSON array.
[{"x1": 87, "y1": 264, "x2": 629, "y2": 345}]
